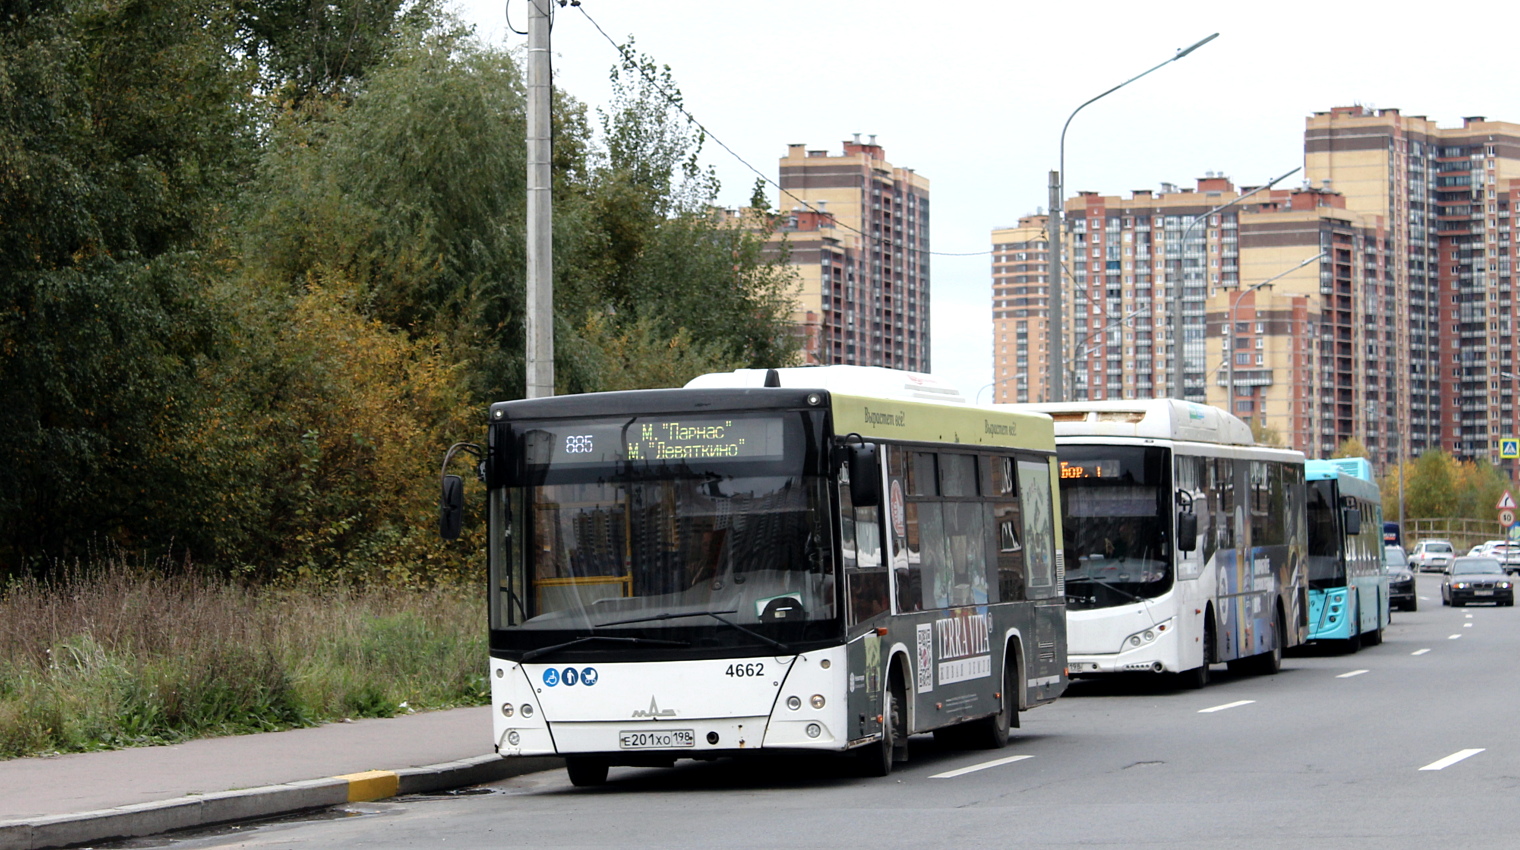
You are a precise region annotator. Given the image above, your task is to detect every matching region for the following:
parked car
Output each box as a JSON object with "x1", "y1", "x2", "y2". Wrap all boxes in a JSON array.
[
  {"x1": 1409, "y1": 539, "x2": 1456, "y2": 573},
  {"x1": 1384, "y1": 546, "x2": 1416, "y2": 611},
  {"x1": 1477, "y1": 542, "x2": 1520, "y2": 575},
  {"x1": 1440, "y1": 557, "x2": 1515, "y2": 607}
]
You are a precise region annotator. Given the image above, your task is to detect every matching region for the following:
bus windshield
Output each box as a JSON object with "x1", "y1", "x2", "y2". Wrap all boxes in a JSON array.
[
  {"x1": 1306, "y1": 480, "x2": 1344, "y2": 589},
  {"x1": 1057, "y1": 445, "x2": 1171, "y2": 610},
  {"x1": 495, "y1": 411, "x2": 838, "y2": 652}
]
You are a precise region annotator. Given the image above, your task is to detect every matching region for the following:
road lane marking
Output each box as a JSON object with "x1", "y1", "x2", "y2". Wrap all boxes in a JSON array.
[
  {"x1": 1419, "y1": 749, "x2": 1485, "y2": 771},
  {"x1": 1448, "y1": 634, "x2": 1462, "y2": 640},
  {"x1": 1336, "y1": 669, "x2": 1369, "y2": 678},
  {"x1": 1198, "y1": 700, "x2": 1255, "y2": 714},
  {"x1": 1464, "y1": 623, "x2": 1473, "y2": 628},
  {"x1": 1412, "y1": 649, "x2": 1431, "y2": 656},
  {"x1": 930, "y1": 754, "x2": 1034, "y2": 778}
]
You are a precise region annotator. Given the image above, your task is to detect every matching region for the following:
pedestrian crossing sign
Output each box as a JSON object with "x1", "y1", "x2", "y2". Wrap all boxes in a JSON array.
[{"x1": 1503, "y1": 438, "x2": 1520, "y2": 459}]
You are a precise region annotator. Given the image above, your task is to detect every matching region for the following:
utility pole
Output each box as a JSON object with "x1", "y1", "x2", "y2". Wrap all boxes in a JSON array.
[
  {"x1": 1047, "y1": 172, "x2": 1064, "y2": 402},
  {"x1": 525, "y1": 0, "x2": 554, "y2": 399}
]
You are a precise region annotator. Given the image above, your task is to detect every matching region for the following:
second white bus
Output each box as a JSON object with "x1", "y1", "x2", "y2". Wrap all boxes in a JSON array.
[{"x1": 1007, "y1": 400, "x2": 1307, "y2": 688}]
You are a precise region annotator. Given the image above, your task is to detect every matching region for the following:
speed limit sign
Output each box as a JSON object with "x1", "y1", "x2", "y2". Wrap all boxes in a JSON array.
[{"x1": 1501, "y1": 509, "x2": 1516, "y2": 528}]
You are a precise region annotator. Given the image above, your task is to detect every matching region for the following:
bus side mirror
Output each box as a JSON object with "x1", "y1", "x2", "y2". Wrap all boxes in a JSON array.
[
  {"x1": 848, "y1": 443, "x2": 880, "y2": 507},
  {"x1": 440, "y1": 474, "x2": 465, "y2": 540},
  {"x1": 1176, "y1": 511, "x2": 1198, "y2": 552},
  {"x1": 1343, "y1": 508, "x2": 1362, "y2": 537}
]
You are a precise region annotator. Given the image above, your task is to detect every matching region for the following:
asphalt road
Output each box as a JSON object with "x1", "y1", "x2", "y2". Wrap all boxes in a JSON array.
[{"x1": 131, "y1": 575, "x2": 1520, "y2": 850}]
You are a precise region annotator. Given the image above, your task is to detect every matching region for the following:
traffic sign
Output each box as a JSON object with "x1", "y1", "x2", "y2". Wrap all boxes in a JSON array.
[
  {"x1": 1501, "y1": 509, "x2": 1515, "y2": 528},
  {"x1": 1503, "y1": 438, "x2": 1520, "y2": 459},
  {"x1": 1510, "y1": 524, "x2": 1520, "y2": 543},
  {"x1": 1498, "y1": 491, "x2": 1517, "y2": 511}
]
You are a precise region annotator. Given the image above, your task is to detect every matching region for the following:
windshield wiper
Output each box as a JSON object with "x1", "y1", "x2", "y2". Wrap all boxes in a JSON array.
[
  {"x1": 1064, "y1": 576, "x2": 1148, "y2": 603},
  {"x1": 521, "y1": 634, "x2": 690, "y2": 662},
  {"x1": 601, "y1": 609, "x2": 792, "y2": 654}
]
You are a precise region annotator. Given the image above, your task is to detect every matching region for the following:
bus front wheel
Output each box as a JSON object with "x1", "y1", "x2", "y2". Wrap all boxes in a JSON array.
[
  {"x1": 858, "y1": 676, "x2": 906, "y2": 777},
  {"x1": 565, "y1": 756, "x2": 609, "y2": 787},
  {"x1": 1181, "y1": 619, "x2": 1214, "y2": 689}
]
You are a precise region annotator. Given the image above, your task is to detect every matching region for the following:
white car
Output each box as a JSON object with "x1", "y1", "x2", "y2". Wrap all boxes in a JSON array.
[{"x1": 1409, "y1": 540, "x2": 1456, "y2": 573}]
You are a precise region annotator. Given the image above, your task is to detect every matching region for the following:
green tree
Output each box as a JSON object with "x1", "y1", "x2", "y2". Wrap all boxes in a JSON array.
[
  {"x1": 233, "y1": 0, "x2": 447, "y2": 105},
  {"x1": 1405, "y1": 450, "x2": 1459, "y2": 521},
  {"x1": 554, "y1": 42, "x2": 799, "y2": 388},
  {"x1": 0, "y1": 0, "x2": 256, "y2": 572},
  {"x1": 1331, "y1": 437, "x2": 1369, "y2": 460},
  {"x1": 1251, "y1": 417, "x2": 1284, "y2": 446},
  {"x1": 1452, "y1": 459, "x2": 1507, "y2": 523}
]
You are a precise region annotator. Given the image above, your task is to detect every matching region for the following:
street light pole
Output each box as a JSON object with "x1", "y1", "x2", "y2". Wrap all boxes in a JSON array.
[
  {"x1": 1224, "y1": 251, "x2": 1325, "y2": 424},
  {"x1": 1168, "y1": 166, "x2": 1300, "y2": 400},
  {"x1": 1047, "y1": 32, "x2": 1217, "y2": 404}
]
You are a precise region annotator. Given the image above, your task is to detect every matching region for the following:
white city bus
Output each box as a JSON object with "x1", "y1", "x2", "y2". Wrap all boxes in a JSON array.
[
  {"x1": 1006, "y1": 400, "x2": 1306, "y2": 688},
  {"x1": 443, "y1": 366, "x2": 1067, "y2": 785}
]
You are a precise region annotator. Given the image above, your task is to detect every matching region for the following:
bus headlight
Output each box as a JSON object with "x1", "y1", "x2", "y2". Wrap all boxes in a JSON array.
[
  {"x1": 501, "y1": 703, "x2": 513, "y2": 717},
  {"x1": 507, "y1": 731, "x2": 520, "y2": 746},
  {"x1": 805, "y1": 723, "x2": 822, "y2": 738},
  {"x1": 786, "y1": 696, "x2": 802, "y2": 711},
  {"x1": 810, "y1": 694, "x2": 826, "y2": 709},
  {"x1": 1122, "y1": 620, "x2": 1171, "y2": 651}
]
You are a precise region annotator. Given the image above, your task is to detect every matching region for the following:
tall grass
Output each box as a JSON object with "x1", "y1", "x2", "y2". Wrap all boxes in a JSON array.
[{"x1": 0, "y1": 558, "x2": 487, "y2": 759}]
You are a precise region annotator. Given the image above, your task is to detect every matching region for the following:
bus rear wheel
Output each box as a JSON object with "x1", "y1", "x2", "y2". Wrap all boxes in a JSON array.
[{"x1": 969, "y1": 661, "x2": 1016, "y2": 749}]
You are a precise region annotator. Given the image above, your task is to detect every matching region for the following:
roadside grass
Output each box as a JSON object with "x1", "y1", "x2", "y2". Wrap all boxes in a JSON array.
[{"x1": 0, "y1": 560, "x2": 487, "y2": 759}]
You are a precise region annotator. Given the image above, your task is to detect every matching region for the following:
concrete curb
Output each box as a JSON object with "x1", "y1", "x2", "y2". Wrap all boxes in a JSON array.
[{"x1": 0, "y1": 755, "x2": 562, "y2": 850}]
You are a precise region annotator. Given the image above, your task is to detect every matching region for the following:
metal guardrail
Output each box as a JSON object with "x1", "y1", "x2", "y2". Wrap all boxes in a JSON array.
[{"x1": 1404, "y1": 517, "x2": 1513, "y2": 553}]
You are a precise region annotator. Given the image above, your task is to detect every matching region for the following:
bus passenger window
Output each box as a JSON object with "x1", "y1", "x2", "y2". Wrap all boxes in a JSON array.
[
  {"x1": 1019, "y1": 459, "x2": 1057, "y2": 596},
  {"x1": 928, "y1": 501, "x2": 988, "y2": 606},
  {"x1": 889, "y1": 449, "x2": 922, "y2": 614},
  {"x1": 898, "y1": 501, "x2": 924, "y2": 613},
  {"x1": 918, "y1": 502, "x2": 950, "y2": 608},
  {"x1": 940, "y1": 453, "x2": 977, "y2": 498},
  {"x1": 996, "y1": 500, "x2": 1024, "y2": 601}
]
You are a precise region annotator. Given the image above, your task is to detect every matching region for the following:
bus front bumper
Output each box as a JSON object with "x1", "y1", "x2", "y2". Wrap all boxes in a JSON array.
[
  {"x1": 1066, "y1": 619, "x2": 1179, "y2": 675},
  {"x1": 491, "y1": 650, "x2": 849, "y2": 758}
]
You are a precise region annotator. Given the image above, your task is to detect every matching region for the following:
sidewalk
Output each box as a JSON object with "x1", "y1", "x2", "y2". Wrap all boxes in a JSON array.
[{"x1": 0, "y1": 706, "x2": 561, "y2": 850}]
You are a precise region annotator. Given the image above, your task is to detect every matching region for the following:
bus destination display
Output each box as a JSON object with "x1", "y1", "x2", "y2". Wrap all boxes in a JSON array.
[
  {"x1": 1059, "y1": 459, "x2": 1120, "y2": 480},
  {"x1": 529, "y1": 416, "x2": 785, "y2": 467}
]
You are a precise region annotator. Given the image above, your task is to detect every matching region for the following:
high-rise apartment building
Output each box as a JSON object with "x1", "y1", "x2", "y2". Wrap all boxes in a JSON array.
[
  {"x1": 990, "y1": 216, "x2": 1050, "y2": 403},
  {"x1": 769, "y1": 137, "x2": 931, "y2": 371},
  {"x1": 1305, "y1": 106, "x2": 1520, "y2": 465},
  {"x1": 993, "y1": 106, "x2": 1520, "y2": 471}
]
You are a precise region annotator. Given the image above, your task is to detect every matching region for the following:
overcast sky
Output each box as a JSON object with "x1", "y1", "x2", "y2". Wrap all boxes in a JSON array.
[{"x1": 455, "y1": 0, "x2": 1517, "y2": 400}]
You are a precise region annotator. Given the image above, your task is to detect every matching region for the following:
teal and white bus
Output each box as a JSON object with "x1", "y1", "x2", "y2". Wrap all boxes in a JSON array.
[
  {"x1": 1305, "y1": 458, "x2": 1389, "y2": 649},
  {"x1": 1007, "y1": 400, "x2": 1307, "y2": 687},
  {"x1": 442, "y1": 366, "x2": 1067, "y2": 785}
]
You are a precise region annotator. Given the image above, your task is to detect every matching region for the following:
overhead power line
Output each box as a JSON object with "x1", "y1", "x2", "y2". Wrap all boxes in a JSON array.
[{"x1": 569, "y1": 2, "x2": 991, "y2": 258}]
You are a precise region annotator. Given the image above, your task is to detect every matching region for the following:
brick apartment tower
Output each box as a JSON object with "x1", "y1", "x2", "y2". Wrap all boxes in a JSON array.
[
  {"x1": 993, "y1": 106, "x2": 1520, "y2": 471},
  {"x1": 990, "y1": 216, "x2": 1051, "y2": 402},
  {"x1": 770, "y1": 137, "x2": 931, "y2": 370},
  {"x1": 1306, "y1": 106, "x2": 1520, "y2": 467},
  {"x1": 991, "y1": 177, "x2": 1395, "y2": 463}
]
